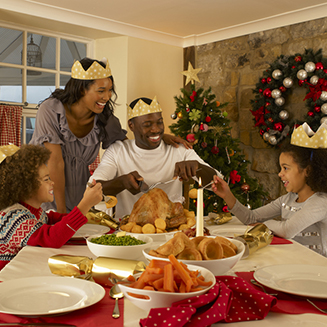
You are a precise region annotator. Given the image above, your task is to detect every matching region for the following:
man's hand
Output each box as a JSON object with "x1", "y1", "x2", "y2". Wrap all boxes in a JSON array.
[
  {"x1": 120, "y1": 171, "x2": 145, "y2": 195},
  {"x1": 174, "y1": 160, "x2": 199, "y2": 181}
]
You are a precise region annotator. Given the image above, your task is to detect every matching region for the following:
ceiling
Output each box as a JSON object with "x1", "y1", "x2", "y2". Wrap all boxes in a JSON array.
[{"x1": 1, "y1": 0, "x2": 327, "y2": 46}]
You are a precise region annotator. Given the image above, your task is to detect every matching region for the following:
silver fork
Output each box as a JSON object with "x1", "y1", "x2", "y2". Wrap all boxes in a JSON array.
[
  {"x1": 87, "y1": 182, "x2": 113, "y2": 204},
  {"x1": 307, "y1": 299, "x2": 327, "y2": 314},
  {"x1": 147, "y1": 178, "x2": 177, "y2": 191},
  {"x1": 250, "y1": 279, "x2": 278, "y2": 296}
]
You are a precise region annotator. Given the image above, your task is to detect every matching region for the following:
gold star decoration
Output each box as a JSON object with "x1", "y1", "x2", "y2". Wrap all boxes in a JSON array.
[{"x1": 181, "y1": 62, "x2": 202, "y2": 85}]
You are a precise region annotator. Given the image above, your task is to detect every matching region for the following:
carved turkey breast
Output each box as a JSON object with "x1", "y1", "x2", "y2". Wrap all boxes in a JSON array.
[{"x1": 128, "y1": 188, "x2": 187, "y2": 229}]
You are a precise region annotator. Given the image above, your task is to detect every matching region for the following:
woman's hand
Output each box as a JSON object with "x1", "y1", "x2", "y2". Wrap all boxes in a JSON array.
[{"x1": 162, "y1": 134, "x2": 193, "y2": 149}]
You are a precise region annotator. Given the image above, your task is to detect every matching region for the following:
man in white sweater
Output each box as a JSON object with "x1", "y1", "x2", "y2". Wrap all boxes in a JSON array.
[{"x1": 89, "y1": 96, "x2": 220, "y2": 219}]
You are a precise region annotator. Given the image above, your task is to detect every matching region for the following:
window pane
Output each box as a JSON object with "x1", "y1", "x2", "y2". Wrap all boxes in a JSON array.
[
  {"x1": 26, "y1": 117, "x2": 36, "y2": 144},
  {"x1": 0, "y1": 67, "x2": 22, "y2": 103},
  {"x1": 27, "y1": 71, "x2": 55, "y2": 104},
  {"x1": 0, "y1": 27, "x2": 23, "y2": 65},
  {"x1": 60, "y1": 39, "x2": 86, "y2": 72},
  {"x1": 60, "y1": 74, "x2": 71, "y2": 88},
  {"x1": 27, "y1": 33, "x2": 56, "y2": 70}
]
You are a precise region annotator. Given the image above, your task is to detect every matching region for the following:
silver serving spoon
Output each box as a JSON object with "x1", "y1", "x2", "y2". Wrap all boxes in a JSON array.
[{"x1": 109, "y1": 284, "x2": 124, "y2": 318}]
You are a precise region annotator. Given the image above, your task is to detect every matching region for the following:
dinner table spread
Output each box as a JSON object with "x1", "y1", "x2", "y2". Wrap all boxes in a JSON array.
[{"x1": 0, "y1": 216, "x2": 326, "y2": 327}]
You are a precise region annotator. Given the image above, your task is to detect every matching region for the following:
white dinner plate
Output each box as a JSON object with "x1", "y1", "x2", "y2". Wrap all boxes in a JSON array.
[
  {"x1": 211, "y1": 225, "x2": 249, "y2": 238},
  {"x1": 254, "y1": 264, "x2": 327, "y2": 298},
  {"x1": 0, "y1": 276, "x2": 105, "y2": 316},
  {"x1": 72, "y1": 224, "x2": 110, "y2": 239}
]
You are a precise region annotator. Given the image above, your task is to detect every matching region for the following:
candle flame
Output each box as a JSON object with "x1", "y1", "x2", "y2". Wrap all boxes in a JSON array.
[{"x1": 199, "y1": 177, "x2": 202, "y2": 187}]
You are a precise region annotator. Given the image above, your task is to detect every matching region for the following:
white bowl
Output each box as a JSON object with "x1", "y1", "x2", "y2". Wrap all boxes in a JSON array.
[
  {"x1": 123, "y1": 230, "x2": 178, "y2": 243},
  {"x1": 142, "y1": 236, "x2": 245, "y2": 276},
  {"x1": 118, "y1": 264, "x2": 215, "y2": 312},
  {"x1": 86, "y1": 234, "x2": 153, "y2": 260}
]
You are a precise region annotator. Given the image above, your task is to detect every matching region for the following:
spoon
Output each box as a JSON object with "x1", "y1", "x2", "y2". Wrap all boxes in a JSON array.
[{"x1": 109, "y1": 284, "x2": 124, "y2": 319}]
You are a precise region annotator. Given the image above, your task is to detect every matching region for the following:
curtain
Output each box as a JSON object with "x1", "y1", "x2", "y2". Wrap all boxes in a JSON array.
[{"x1": 0, "y1": 105, "x2": 23, "y2": 147}]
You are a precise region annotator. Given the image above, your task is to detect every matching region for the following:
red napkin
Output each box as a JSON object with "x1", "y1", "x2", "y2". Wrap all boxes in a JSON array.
[
  {"x1": 0, "y1": 286, "x2": 124, "y2": 327},
  {"x1": 140, "y1": 276, "x2": 276, "y2": 327},
  {"x1": 271, "y1": 236, "x2": 293, "y2": 245},
  {"x1": 236, "y1": 271, "x2": 327, "y2": 315}
]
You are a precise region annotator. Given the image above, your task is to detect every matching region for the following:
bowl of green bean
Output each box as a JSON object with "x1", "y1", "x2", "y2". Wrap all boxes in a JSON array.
[{"x1": 86, "y1": 233, "x2": 153, "y2": 260}]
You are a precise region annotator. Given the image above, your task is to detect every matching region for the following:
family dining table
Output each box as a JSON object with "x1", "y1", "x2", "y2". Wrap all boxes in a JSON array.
[{"x1": 0, "y1": 216, "x2": 326, "y2": 327}]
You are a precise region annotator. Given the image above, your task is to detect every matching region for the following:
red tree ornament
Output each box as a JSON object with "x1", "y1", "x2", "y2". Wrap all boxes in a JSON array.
[
  {"x1": 316, "y1": 62, "x2": 324, "y2": 70},
  {"x1": 211, "y1": 146, "x2": 219, "y2": 154},
  {"x1": 295, "y1": 56, "x2": 302, "y2": 62},
  {"x1": 263, "y1": 88, "x2": 272, "y2": 97},
  {"x1": 222, "y1": 205, "x2": 229, "y2": 213},
  {"x1": 314, "y1": 105, "x2": 321, "y2": 113},
  {"x1": 205, "y1": 116, "x2": 211, "y2": 123},
  {"x1": 267, "y1": 77, "x2": 272, "y2": 83},
  {"x1": 241, "y1": 182, "x2": 250, "y2": 194},
  {"x1": 201, "y1": 142, "x2": 207, "y2": 148},
  {"x1": 274, "y1": 122, "x2": 284, "y2": 132},
  {"x1": 190, "y1": 91, "x2": 197, "y2": 102},
  {"x1": 186, "y1": 133, "x2": 195, "y2": 143},
  {"x1": 199, "y1": 123, "x2": 204, "y2": 131},
  {"x1": 261, "y1": 78, "x2": 266, "y2": 84},
  {"x1": 308, "y1": 111, "x2": 314, "y2": 117}
]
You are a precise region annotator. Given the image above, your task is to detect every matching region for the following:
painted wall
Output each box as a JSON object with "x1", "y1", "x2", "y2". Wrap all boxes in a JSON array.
[{"x1": 95, "y1": 36, "x2": 183, "y2": 140}]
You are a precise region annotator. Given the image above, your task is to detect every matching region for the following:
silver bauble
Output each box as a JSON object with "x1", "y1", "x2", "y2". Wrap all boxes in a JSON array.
[
  {"x1": 304, "y1": 61, "x2": 316, "y2": 73},
  {"x1": 271, "y1": 89, "x2": 282, "y2": 99},
  {"x1": 283, "y1": 77, "x2": 293, "y2": 88},
  {"x1": 268, "y1": 135, "x2": 277, "y2": 145},
  {"x1": 171, "y1": 112, "x2": 177, "y2": 119},
  {"x1": 263, "y1": 132, "x2": 270, "y2": 141},
  {"x1": 310, "y1": 75, "x2": 319, "y2": 85},
  {"x1": 275, "y1": 97, "x2": 285, "y2": 106},
  {"x1": 321, "y1": 103, "x2": 327, "y2": 115},
  {"x1": 272, "y1": 69, "x2": 282, "y2": 80},
  {"x1": 279, "y1": 110, "x2": 289, "y2": 120},
  {"x1": 321, "y1": 91, "x2": 327, "y2": 101},
  {"x1": 321, "y1": 116, "x2": 327, "y2": 124},
  {"x1": 296, "y1": 69, "x2": 308, "y2": 80}
]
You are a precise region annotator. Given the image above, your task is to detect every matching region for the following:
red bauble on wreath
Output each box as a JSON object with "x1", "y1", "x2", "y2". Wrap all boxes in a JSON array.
[{"x1": 250, "y1": 48, "x2": 327, "y2": 146}]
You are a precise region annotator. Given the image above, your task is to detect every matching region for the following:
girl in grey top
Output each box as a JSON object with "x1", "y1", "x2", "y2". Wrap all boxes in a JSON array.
[{"x1": 212, "y1": 143, "x2": 327, "y2": 257}]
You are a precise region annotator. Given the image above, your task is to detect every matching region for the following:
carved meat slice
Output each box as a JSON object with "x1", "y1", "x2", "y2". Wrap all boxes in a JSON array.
[{"x1": 128, "y1": 188, "x2": 186, "y2": 229}]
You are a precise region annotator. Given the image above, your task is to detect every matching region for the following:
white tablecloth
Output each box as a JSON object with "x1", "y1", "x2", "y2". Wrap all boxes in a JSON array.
[{"x1": 0, "y1": 217, "x2": 327, "y2": 326}]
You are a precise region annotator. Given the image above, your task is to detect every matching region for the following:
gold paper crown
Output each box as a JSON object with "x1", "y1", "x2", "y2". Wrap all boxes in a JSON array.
[
  {"x1": 127, "y1": 96, "x2": 162, "y2": 120},
  {"x1": 0, "y1": 144, "x2": 20, "y2": 164},
  {"x1": 71, "y1": 57, "x2": 112, "y2": 80},
  {"x1": 291, "y1": 122, "x2": 327, "y2": 148}
]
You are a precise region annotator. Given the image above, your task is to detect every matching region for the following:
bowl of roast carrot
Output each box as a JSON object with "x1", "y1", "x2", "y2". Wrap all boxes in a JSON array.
[{"x1": 118, "y1": 255, "x2": 215, "y2": 311}]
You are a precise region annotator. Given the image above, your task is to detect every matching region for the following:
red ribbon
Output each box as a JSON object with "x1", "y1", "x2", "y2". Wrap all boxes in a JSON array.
[
  {"x1": 304, "y1": 78, "x2": 327, "y2": 102},
  {"x1": 250, "y1": 106, "x2": 270, "y2": 127}
]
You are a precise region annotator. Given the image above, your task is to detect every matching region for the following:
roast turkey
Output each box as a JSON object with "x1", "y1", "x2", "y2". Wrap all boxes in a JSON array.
[{"x1": 128, "y1": 188, "x2": 187, "y2": 229}]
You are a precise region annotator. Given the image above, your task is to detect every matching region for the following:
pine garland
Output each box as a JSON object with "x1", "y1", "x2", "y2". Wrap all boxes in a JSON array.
[{"x1": 251, "y1": 48, "x2": 327, "y2": 146}]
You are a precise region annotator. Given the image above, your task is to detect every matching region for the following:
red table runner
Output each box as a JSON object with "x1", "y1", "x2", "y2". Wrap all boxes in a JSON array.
[{"x1": 0, "y1": 287, "x2": 124, "y2": 327}]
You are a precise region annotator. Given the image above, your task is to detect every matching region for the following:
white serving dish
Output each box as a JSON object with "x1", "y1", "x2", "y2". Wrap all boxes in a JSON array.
[
  {"x1": 86, "y1": 233, "x2": 153, "y2": 260},
  {"x1": 142, "y1": 236, "x2": 245, "y2": 276},
  {"x1": 118, "y1": 264, "x2": 215, "y2": 312}
]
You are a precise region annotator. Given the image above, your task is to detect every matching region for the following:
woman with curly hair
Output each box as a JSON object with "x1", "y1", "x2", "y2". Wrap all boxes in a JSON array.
[
  {"x1": 211, "y1": 128, "x2": 327, "y2": 257},
  {"x1": 29, "y1": 57, "x2": 190, "y2": 214},
  {"x1": 0, "y1": 144, "x2": 102, "y2": 270}
]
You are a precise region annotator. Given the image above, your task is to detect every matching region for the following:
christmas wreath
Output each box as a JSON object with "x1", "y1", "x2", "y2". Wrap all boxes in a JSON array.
[{"x1": 251, "y1": 48, "x2": 327, "y2": 146}]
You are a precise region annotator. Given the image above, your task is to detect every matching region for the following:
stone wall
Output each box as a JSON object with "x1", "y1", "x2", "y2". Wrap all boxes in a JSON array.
[{"x1": 187, "y1": 17, "x2": 327, "y2": 201}]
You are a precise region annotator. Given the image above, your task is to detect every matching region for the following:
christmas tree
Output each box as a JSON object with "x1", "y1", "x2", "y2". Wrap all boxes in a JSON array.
[{"x1": 169, "y1": 63, "x2": 267, "y2": 215}]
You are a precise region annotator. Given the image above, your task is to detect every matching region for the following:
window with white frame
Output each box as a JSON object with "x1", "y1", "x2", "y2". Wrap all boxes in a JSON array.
[{"x1": 0, "y1": 25, "x2": 91, "y2": 144}]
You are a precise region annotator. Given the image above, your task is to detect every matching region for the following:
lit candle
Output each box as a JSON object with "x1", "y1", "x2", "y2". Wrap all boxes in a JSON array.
[{"x1": 196, "y1": 177, "x2": 204, "y2": 237}]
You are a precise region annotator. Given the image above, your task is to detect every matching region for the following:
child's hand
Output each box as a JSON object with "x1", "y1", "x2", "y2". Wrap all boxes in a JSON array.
[
  {"x1": 211, "y1": 175, "x2": 230, "y2": 198},
  {"x1": 78, "y1": 180, "x2": 103, "y2": 215}
]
